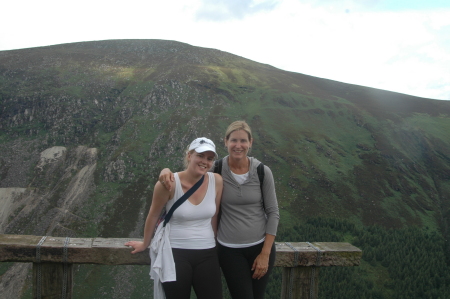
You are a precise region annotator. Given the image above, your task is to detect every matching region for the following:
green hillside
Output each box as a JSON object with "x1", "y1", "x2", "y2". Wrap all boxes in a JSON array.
[{"x1": 0, "y1": 39, "x2": 449, "y2": 298}]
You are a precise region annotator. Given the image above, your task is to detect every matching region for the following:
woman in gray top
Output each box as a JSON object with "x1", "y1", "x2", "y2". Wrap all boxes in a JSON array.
[{"x1": 160, "y1": 120, "x2": 280, "y2": 299}]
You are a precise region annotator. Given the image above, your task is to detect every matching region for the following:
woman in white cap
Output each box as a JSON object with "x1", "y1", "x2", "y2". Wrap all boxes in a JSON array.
[
  {"x1": 159, "y1": 121, "x2": 280, "y2": 299},
  {"x1": 126, "y1": 137, "x2": 223, "y2": 299}
]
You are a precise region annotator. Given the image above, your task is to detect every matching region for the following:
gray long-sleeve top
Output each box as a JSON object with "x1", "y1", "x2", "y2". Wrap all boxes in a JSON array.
[{"x1": 217, "y1": 156, "x2": 280, "y2": 245}]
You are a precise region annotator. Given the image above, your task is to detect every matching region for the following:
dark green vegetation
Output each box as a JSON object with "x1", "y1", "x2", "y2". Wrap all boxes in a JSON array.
[
  {"x1": 0, "y1": 40, "x2": 449, "y2": 298},
  {"x1": 273, "y1": 218, "x2": 450, "y2": 299}
]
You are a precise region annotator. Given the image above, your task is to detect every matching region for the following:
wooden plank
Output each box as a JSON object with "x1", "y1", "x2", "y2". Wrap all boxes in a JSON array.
[
  {"x1": 0, "y1": 235, "x2": 362, "y2": 266},
  {"x1": 0, "y1": 235, "x2": 149, "y2": 265},
  {"x1": 275, "y1": 242, "x2": 362, "y2": 267},
  {"x1": 0, "y1": 234, "x2": 42, "y2": 262},
  {"x1": 89, "y1": 238, "x2": 149, "y2": 265}
]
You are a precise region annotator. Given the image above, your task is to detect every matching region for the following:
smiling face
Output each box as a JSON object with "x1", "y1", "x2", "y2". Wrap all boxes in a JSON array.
[
  {"x1": 225, "y1": 129, "x2": 253, "y2": 161},
  {"x1": 187, "y1": 150, "x2": 216, "y2": 175}
]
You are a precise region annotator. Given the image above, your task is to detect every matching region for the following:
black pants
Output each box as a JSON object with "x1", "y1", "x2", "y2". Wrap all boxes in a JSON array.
[
  {"x1": 218, "y1": 242, "x2": 276, "y2": 299},
  {"x1": 162, "y1": 247, "x2": 222, "y2": 299}
]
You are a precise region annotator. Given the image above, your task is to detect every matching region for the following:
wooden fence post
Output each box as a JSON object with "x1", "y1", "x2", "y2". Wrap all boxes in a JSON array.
[
  {"x1": 281, "y1": 266, "x2": 320, "y2": 299},
  {"x1": 32, "y1": 262, "x2": 73, "y2": 299}
]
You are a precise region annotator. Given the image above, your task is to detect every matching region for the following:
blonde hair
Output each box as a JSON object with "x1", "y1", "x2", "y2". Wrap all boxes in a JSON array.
[
  {"x1": 183, "y1": 147, "x2": 195, "y2": 169},
  {"x1": 225, "y1": 120, "x2": 253, "y2": 141}
]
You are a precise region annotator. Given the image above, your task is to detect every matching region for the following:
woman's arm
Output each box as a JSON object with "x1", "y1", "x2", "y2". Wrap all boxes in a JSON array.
[
  {"x1": 252, "y1": 165, "x2": 279, "y2": 279},
  {"x1": 211, "y1": 173, "x2": 223, "y2": 237},
  {"x1": 158, "y1": 168, "x2": 175, "y2": 191},
  {"x1": 261, "y1": 166, "x2": 280, "y2": 236},
  {"x1": 125, "y1": 181, "x2": 171, "y2": 253}
]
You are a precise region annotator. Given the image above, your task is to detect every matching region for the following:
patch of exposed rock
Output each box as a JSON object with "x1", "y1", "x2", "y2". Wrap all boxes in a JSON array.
[
  {"x1": 0, "y1": 188, "x2": 26, "y2": 233},
  {"x1": 35, "y1": 146, "x2": 67, "y2": 171}
]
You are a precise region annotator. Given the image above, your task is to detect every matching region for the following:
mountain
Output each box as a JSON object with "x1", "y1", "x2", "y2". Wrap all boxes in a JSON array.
[{"x1": 0, "y1": 39, "x2": 449, "y2": 298}]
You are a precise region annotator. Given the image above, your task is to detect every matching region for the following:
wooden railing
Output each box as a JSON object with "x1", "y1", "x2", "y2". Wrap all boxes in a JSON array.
[{"x1": 0, "y1": 234, "x2": 362, "y2": 299}]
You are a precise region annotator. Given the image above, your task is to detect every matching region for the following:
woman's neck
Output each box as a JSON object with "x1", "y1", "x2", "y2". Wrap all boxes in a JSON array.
[{"x1": 228, "y1": 156, "x2": 250, "y2": 174}]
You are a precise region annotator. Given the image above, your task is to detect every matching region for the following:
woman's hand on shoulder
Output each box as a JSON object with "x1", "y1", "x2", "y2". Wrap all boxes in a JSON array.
[{"x1": 159, "y1": 168, "x2": 175, "y2": 191}]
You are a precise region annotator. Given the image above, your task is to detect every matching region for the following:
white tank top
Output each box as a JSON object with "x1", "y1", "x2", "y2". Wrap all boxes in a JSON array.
[{"x1": 165, "y1": 172, "x2": 216, "y2": 249}]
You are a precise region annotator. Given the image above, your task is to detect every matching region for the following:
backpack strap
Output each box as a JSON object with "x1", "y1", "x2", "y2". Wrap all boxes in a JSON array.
[
  {"x1": 257, "y1": 162, "x2": 265, "y2": 210},
  {"x1": 257, "y1": 162, "x2": 264, "y2": 192},
  {"x1": 213, "y1": 159, "x2": 223, "y2": 220},
  {"x1": 213, "y1": 158, "x2": 223, "y2": 174}
]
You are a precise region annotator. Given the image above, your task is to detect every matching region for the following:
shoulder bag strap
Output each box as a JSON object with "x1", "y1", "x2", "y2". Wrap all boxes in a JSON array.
[{"x1": 163, "y1": 175, "x2": 205, "y2": 227}]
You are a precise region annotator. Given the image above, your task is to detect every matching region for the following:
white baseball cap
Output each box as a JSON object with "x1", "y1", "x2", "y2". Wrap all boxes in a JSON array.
[{"x1": 188, "y1": 137, "x2": 218, "y2": 158}]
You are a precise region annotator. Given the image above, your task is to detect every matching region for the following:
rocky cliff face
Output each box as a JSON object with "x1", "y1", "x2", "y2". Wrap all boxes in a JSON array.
[{"x1": 2, "y1": 145, "x2": 97, "y2": 236}]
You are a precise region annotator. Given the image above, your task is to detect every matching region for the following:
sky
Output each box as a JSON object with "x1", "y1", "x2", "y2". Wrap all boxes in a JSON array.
[{"x1": 1, "y1": 0, "x2": 450, "y2": 101}]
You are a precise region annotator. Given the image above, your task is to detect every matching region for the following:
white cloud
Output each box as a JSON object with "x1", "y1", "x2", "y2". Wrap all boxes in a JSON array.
[{"x1": 195, "y1": 0, "x2": 279, "y2": 20}]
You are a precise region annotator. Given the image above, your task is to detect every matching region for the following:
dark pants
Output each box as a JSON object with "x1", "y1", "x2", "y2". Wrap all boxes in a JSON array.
[
  {"x1": 218, "y1": 242, "x2": 276, "y2": 299},
  {"x1": 162, "y1": 247, "x2": 222, "y2": 299}
]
